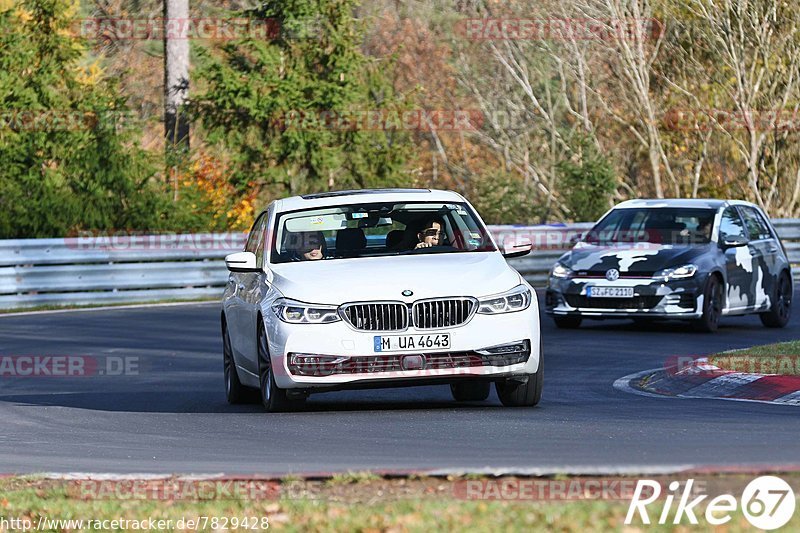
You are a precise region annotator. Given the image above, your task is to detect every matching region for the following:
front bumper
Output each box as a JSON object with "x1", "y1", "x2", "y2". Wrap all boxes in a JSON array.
[
  {"x1": 545, "y1": 275, "x2": 705, "y2": 319},
  {"x1": 266, "y1": 306, "x2": 541, "y2": 389}
]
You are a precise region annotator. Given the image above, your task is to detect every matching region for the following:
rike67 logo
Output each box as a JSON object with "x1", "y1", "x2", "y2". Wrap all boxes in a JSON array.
[{"x1": 625, "y1": 476, "x2": 796, "y2": 529}]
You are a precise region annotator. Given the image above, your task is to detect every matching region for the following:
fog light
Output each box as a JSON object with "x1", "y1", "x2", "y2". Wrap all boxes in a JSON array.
[
  {"x1": 476, "y1": 341, "x2": 529, "y2": 355},
  {"x1": 475, "y1": 340, "x2": 531, "y2": 366},
  {"x1": 288, "y1": 353, "x2": 348, "y2": 376}
]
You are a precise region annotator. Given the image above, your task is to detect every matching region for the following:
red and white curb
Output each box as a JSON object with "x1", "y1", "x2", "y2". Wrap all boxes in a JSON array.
[{"x1": 614, "y1": 358, "x2": 800, "y2": 406}]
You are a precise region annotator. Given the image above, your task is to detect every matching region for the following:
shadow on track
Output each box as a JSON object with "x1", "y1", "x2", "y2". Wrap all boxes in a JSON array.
[
  {"x1": 571, "y1": 318, "x2": 769, "y2": 334},
  {"x1": 0, "y1": 385, "x2": 510, "y2": 414}
]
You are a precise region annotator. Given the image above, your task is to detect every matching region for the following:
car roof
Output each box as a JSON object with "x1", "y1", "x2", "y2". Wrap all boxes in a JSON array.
[
  {"x1": 274, "y1": 188, "x2": 467, "y2": 212},
  {"x1": 613, "y1": 198, "x2": 761, "y2": 210}
]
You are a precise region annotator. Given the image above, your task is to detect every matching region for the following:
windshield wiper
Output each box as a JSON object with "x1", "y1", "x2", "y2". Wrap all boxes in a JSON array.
[{"x1": 336, "y1": 251, "x2": 402, "y2": 259}]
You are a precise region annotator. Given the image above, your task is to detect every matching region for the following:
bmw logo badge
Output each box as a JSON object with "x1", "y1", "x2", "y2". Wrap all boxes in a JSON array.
[{"x1": 402, "y1": 290, "x2": 413, "y2": 297}]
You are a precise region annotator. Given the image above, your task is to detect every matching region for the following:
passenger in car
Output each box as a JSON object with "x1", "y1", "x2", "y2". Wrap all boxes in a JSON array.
[
  {"x1": 415, "y1": 218, "x2": 446, "y2": 249},
  {"x1": 287, "y1": 231, "x2": 327, "y2": 261},
  {"x1": 697, "y1": 218, "x2": 713, "y2": 241}
]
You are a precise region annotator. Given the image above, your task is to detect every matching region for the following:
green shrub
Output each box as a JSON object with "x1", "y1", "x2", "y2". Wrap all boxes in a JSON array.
[
  {"x1": 0, "y1": 0, "x2": 162, "y2": 238},
  {"x1": 466, "y1": 173, "x2": 543, "y2": 225},
  {"x1": 557, "y1": 142, "x2": 617, "y2": 222},
  {"x1": 191, "y1": 0, "x2": 413, "y2": 201}
]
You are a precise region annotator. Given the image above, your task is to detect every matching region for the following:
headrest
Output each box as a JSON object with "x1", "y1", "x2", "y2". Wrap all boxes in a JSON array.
[
  {"x1": 335, "y1": 227, "x2": 366, "y2": 252},
  {"x1": 386, "y1": 230, "x2": 404, "y2": 249}
]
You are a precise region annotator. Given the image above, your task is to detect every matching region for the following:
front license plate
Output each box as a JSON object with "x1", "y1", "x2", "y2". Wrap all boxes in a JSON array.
[
  {"x1": 374, "y1": 333, "x2": 450, "y2": 352},
  {"x1": 587, "y1": 286, "x2": 634, "y2": 298}
]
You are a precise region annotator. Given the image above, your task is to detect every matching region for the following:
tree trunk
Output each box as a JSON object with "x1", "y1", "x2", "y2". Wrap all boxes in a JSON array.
[{"x1": 164, "y1": 0, "x2": 190, "y2": 150}]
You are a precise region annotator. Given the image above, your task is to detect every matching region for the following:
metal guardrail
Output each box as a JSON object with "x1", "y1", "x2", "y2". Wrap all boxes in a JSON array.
[
  {"x1": 0, "y1": 234, "x2": 246, "y2": 309},
  {"x1": 2, "y1": 220, "x2": 800, "y2": 309}
]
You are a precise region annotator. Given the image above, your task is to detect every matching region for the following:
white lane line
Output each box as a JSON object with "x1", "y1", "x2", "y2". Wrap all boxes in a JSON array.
[
  {"x1": 41, "y1": 473, "x2": 227, "y2": 481},
  {"x1": 0, "y1": 300, "x2": 219, "y2": 318},
  {"x1": 26, "y1": 463, "x2": 800, "y2": 479},
  {"x1": 427, "y1": 464, "x2": 699, "y2": 476},
  {"x1": 39, "y1": 466, "x2": 699, "y2": 479}
]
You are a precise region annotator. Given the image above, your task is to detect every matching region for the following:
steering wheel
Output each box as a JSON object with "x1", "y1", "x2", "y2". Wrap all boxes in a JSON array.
[{"x1": 407, "y1": 245, "x2": 459, "y2": 254}]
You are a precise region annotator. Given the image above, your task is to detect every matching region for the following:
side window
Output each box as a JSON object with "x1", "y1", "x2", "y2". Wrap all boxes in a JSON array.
[
  {"x1": 719, "y1": 207, "x2": 747, "y2": 240},
  {"x1": 739, "y1": 207, "x2": 773, "y2": 241},
  {"x1": 245, "y1": 213, "x2": 268, "y2": 268},
  {"x1": 254, "y1": 216, "x2": 269, "y2": 268},
  {"x1": 586, "y1": 210, "x2": 623, "y2": 243},
  {"x1": 254, "y1": 226, "x2": 265, "y2": 268},
  {"x1": 628, "y1": 211, "x2": 649, "y2": 242},
  {"x1": 244, "y1": 214, "x2": 264, "y2": 253}
]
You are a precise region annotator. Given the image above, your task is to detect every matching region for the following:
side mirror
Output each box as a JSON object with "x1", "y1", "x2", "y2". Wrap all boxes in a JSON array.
[
  {"x1": 225, "y1": 251, "x2": 260, "y2": 272},
  {"x1": 502, "y1": 237, "x2": 532, "y2": 259},
  {"x1": 720, "y1": 234, "x2": 749, "y2": 248},
  {"x1": 568, "y1": 232, "x2": 584, "y2": 246}
]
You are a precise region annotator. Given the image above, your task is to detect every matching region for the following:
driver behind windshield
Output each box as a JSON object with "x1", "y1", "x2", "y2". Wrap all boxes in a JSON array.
[
  {"x1": 287, "y1": 231, "x2": 327, "y2": 261},
  {"x1": 415, "y1": 217, "x2": 445, "y2": 249}
]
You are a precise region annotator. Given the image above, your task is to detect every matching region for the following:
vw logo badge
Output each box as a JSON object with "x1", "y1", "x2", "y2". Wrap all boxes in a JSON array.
[
  {"x1": 402, "y1": 290, "x2": 413, "y2": 297},
  {"x1": 605, "y1": 269, "x2": 620, "y2": 282}
]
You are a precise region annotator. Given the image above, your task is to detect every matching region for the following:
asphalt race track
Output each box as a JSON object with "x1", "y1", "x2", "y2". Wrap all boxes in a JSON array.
[{"x1": 1, "y1": 291, "x2": 799, "y2": 475}]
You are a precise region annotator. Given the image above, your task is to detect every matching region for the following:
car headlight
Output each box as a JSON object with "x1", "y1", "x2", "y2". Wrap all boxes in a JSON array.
[
  {"x1": 477, "y1": 285, "x2": 532, "y2": 314},
  {"x1": 653, "y1": 264, "x2": 698, "y2": 282},
  {"x1": 550, "y1": 263, "x2": 573, "y2": 279},
  {"x1": 271, "y1": 299, "x2": 341, "y2": 324}
]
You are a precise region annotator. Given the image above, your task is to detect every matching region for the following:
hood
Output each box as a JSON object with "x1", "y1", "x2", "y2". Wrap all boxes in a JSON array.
[
  {"x1": 561, "y1": 242, "x2": 710, "y2": 274},
  {"x1": 269, "y1": 252, "x2": 521, "y2": 304}
]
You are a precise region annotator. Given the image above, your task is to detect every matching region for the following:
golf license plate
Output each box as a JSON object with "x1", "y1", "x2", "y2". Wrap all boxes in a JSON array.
[
  {"x1": 586, "y1": 286, "x2": 634, "y2": 298},
  {"x1": 374, "y1": 333, "x2": 450, "y2": 352}
]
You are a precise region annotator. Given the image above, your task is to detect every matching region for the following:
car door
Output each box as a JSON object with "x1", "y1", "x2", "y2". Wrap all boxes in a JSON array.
[
  {"x1": 718, "y1": 206, "x2": 752, "y2": 310},
  {"x1": 739, "y1": 205, "x2": 781, "y2": 309},
  {"x1": 227, "y1": 213, "x2": 267, "y2": 365},
  {"x1": 238, "y1": 206, "x2": 273, "y2": 373}
]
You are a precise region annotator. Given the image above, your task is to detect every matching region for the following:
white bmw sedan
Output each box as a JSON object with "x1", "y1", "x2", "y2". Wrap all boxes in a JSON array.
[{"x1": 221, "y1": 188, "x2": 542, "y2": 411}]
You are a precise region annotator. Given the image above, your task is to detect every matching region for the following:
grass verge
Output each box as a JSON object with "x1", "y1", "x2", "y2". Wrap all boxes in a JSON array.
[
  {"x1": 1, "y1": 474, "x2": 798, "y2": 531},
  {"x1": 710, "y1": 340, "x2": 800, "y2": 375}
]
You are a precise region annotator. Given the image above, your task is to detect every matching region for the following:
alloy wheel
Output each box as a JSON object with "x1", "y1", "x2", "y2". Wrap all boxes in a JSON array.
[{"x1": 258, "y1": 326, "x2": 271, "y2": 405}]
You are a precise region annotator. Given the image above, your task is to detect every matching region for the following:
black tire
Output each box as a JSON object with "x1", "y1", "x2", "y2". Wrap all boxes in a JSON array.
[
  {"x1": 761, "y1": 271, "x2": 793, "y2": 328},
  {"x1": 257, "y1": 321, "x2": 303, "y2": 412},
  {"x1": 495, "y1": 339, "x2": 543, "y2": 407},
  {"x1": 553, "y1": 316, "x2": 582, "y2": 329},
  {"x1": 693, "y1": 275, "x2": 723, "y2": 333},
  {"x1": 223, "y1": 320, "x2": 251, "y2": 404},
  {"x1": 450, "y1": 381, "x2": 491, "y2": 402}
]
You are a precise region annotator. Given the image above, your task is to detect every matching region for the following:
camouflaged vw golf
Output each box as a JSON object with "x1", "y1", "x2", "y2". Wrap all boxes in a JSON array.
[{"x1": 545, "y1": 199, "x2": 792, "y2": 332}]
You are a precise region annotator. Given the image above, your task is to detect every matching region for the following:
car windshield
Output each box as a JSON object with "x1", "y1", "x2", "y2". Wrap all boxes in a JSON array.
[
  {"x1": 270, "y1": 201, "x2": 497, "y2": 263},
  {"x1": 584, "y1": 207, "x2": 717, "y2": 245}
]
